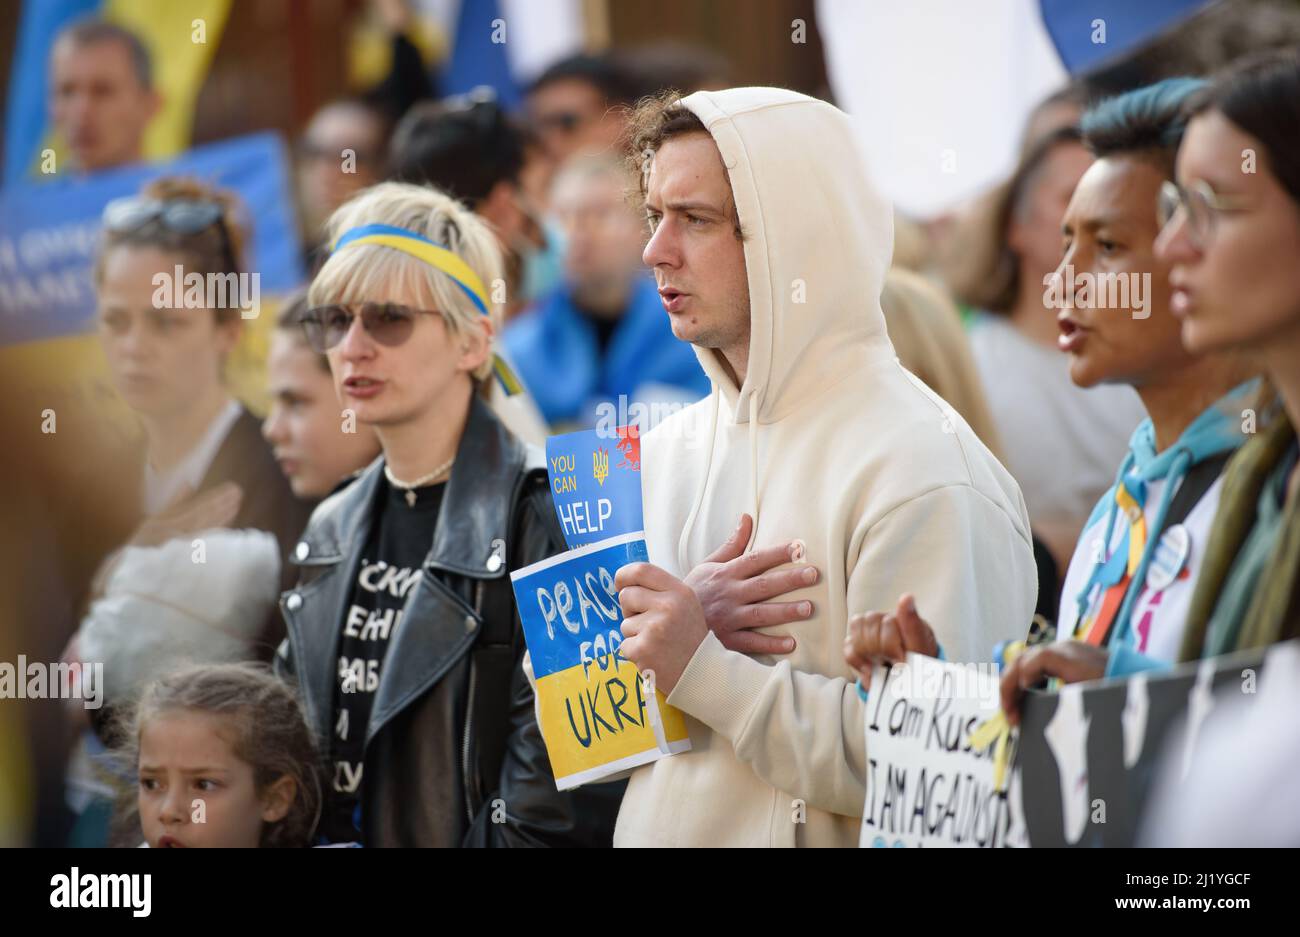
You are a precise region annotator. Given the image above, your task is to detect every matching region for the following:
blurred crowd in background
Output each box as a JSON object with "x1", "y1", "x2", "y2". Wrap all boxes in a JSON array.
[{"x1": 1, "y1": 0, "x2": 1299, "y2": 848}]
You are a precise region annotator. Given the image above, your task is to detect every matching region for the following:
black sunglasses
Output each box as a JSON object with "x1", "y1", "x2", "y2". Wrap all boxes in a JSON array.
[
  {"x1": 102, "y1": 196, "x2": 238, "y2": 271},
  {"x1": 300, "y1": 302, "x2": 439, "y2": 353}
]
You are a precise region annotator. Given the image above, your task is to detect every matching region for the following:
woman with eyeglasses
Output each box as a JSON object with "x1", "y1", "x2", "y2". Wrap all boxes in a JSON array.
[
  {"x1": 262, "y1": 290, "x2": 381, "y2": 500},
  {"x1": 844, "y1": 78, "x2": 1260, "y2": 720},
  {"x1": 1139, "y1": 49, "x2": 1300, "y2": 847},
  {"x1": 274, "y1": 180, "x2": 621, "y2": 846},
  {"x1": 1154, "y1": 48, "x2": 1300, "y2": 656}
]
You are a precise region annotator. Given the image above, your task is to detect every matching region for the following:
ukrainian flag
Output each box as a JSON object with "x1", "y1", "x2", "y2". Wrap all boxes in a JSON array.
[{"x1": 4, "y1": 0, "x2": 232, "y2": 186}]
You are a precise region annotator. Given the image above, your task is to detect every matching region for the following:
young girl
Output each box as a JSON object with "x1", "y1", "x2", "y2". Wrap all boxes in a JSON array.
[
  {"x1": 262, "y1": 290, "x2": 381, "y2": 500},
  {"x1": 118, "y1": 663, "x2": 322, "y2": 848}
]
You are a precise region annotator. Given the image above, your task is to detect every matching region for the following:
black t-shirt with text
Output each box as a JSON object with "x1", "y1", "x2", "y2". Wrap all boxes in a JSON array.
[{"x1": 322, "y1": 477, "x2": 445, "y2": 843}]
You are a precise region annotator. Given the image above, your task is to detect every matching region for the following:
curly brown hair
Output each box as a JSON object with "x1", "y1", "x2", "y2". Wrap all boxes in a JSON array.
[
  {"x1": 110, "y1": 662, "x2": 323, "y2": 848},
  {"x1": 622, "y1": 89, "x2": 744, "y2": 240}
]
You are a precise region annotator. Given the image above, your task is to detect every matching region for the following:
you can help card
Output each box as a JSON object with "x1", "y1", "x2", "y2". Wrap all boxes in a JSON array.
[{"x1": 512, "y1": 426, "x2": 690, "y2": 789}]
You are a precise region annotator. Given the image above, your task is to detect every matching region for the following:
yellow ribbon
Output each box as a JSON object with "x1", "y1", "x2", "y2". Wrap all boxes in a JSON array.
[
  {"x1": 1115, "y1": 483, "x2": 1147, "y2": 576},
  {"x1": 968, "y1": 639, "x2": 1030, "y2": 793}
]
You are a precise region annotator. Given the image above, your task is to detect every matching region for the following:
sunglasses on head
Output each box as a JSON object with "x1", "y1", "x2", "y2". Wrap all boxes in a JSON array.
[
  {"x1": 102, "y1": 196, "x2": 238, "y2": 270},
  {"x1": 299, "y1": 302, "x2": 440, "y2": 353}
]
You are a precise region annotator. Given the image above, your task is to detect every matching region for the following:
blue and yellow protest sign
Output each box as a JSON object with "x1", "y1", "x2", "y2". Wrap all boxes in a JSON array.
[
  {"x1": 0, "y1": 132, "x2": 304, "y2": 422},
  {"x1": 512, "y1": 531, "x2": 691, "y2": 789},
  {"x1": 545, "y1": 426, "x2": 644, "y2": 549}
]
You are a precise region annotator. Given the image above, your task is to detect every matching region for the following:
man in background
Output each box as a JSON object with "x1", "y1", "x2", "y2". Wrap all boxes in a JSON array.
[
  {"x1": 525, "y1": 54, "x2": 639, "y2": 164},
  {"x1": 297, "y1": 98, "x2": 394, "y2": 270},
  {"x1": 389, "y1": 92, "x2": 560, "y2": 317},
  {"x1": 48, "y1": 19, "x2": 160, "y2": 174}
]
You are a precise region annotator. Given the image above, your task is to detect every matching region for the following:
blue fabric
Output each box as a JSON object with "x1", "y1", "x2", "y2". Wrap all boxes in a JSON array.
[
  {"x1": 4, "y1": 0, "x2": 102, "y2": 187},
  {"x1": 1074, "y1": 380, "x2": 1258, "y2": 652},
  {"x1": 1, "y1": 132, "x2": 304, "y2": 346},
  {"x1": 502, "y1": 276, "x2": 710, "y2": 426},
  {"x1": 1038, "y1": 0, "x2": 1211, "y2": 76},
  {"x1": 1104, "y1": 642, "x2": 1170, "y2": 678},
  {"x1": 440, "y1": 0, "x2": 519, "y2": 108}
]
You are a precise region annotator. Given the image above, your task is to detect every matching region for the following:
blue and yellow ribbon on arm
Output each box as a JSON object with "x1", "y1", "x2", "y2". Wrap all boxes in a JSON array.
[{"x1": 330, "y1": 223, "x2": 522, "y2": 395}]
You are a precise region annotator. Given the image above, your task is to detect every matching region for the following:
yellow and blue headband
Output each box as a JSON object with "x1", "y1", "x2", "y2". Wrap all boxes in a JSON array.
[
  {"x1": 332, "y1": 223, "x2": 491, "y2": 314},
  {"x1": 331, "y1": 223, "x2": 521, "y2": 395}
]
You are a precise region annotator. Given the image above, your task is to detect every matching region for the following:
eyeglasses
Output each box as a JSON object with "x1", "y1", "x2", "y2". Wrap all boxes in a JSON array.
[
  {"x1": 299, "y1": 302, "x2": 439, "y2": 353},
  {"x1": 1157, "y1": 179, "x2": 1251, "y2": 249},
  {"x1": 102, "y1": 196, "x2": 238, "y2": 270}
]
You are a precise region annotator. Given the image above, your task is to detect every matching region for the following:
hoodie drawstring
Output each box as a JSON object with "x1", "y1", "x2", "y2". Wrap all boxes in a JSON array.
[
  {"x1": 677, "y1": 389, "x2": 720, "y2": 573},
  {"x1": 674, "y1": 390, "x2": 764, "y2": 570}
]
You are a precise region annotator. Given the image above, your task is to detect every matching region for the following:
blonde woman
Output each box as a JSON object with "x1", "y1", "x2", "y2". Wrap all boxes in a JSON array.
[{"x1": 273, "y1": 181, "x2": 619, "y2": 846}]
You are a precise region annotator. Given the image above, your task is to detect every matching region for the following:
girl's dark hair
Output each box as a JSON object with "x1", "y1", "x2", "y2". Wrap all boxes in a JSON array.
[
  {"x1": 1185, "y1": 47, "x2": 1300, "y2": 206},
  {"x1": 95, "y1": 176, "x2": 248, "y2": 326},
  {"x1": 273, "y1": 289, "x2": 328, "y2": 372},
  {"x1": 112, "y1": 662, "x2": 322, "y2": 848}
]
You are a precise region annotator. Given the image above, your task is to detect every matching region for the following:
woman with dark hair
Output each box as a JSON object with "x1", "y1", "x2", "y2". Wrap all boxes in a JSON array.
[
  {"x1": 846, "y1": 77, "x2": 1258, "y2": 711},
  {"x1": 262, "y1": 291, "x2": 380, "y2": 500},
  {"x1": 1141, "y1": 50, "x2": 1300, "y2": 846},
  {"x1": 1155, "y1": 48, "x2": 1300, "y2": 655}
]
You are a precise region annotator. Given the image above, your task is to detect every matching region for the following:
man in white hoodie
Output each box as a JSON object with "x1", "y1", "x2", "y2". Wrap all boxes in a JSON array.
[{"x1": 612, "y1": 88, "x2": 1037, "y2": 847}]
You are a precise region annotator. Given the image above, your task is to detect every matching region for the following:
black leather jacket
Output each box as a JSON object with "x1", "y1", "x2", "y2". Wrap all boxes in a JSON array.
[{"x1": 275, "y1": 395, "x2": 623, "y2": 846}]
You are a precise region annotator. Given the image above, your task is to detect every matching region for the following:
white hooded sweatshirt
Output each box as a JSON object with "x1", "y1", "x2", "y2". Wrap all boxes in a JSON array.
[{"x1": 615, "y1": 88, "x2": 1037, "y2": 847}]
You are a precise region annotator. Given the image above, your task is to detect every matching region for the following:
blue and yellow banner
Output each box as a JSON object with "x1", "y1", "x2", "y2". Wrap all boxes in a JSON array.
[
  {"x1": 511, "y1": 532, "x2": 691, "y2": 790},
  {"x1": 5, "y1": 0, "x2": 232, "y2": 186},
  {"x1": 0, "y1": 132, "x2": 304, "y2": 424}
]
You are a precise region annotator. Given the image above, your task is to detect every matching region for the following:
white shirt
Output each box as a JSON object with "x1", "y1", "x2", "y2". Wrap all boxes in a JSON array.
[
  {"x1": 141, "y1": 399, "x2": 242, "y2": 516},
  {"x1": 1057, "y1": 472, "x2": 1226, "y2": 664}
]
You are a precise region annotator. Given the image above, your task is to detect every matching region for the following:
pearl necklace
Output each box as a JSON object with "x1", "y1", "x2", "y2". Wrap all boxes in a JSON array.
[{"x1": 384, "y1": 456, "x2": 454, "y2": 507}]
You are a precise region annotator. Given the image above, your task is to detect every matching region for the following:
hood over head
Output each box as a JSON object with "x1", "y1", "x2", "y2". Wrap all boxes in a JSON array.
[{"x1": 678, "y1": 87, "x2": 896, "y2": 423}]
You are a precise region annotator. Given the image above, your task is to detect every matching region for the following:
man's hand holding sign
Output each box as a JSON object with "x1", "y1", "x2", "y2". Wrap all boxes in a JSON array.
[
  {"x1": 519, "y1": 427, "x2": 828, "y2": 785},
  {"x1": 616, "y1": 561, "x2": 708, "y2": 697}
]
